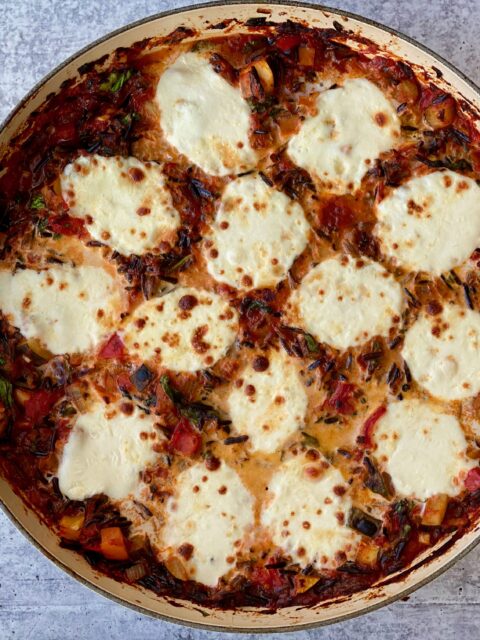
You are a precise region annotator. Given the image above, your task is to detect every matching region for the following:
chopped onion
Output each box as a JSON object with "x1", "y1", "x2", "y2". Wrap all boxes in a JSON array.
[{"x1": 125, "y1": 563, "x2": 147, "y2": 582}]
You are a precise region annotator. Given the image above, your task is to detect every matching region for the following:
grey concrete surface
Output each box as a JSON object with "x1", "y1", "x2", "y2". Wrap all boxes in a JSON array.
[{"x1": 0, "y1": 1, "x2": 480, "y2": 638}]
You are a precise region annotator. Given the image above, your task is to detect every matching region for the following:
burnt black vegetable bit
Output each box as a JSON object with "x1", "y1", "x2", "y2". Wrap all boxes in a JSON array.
[
  {"x1": 130, "y1": 364, "x2": 155, "y2": 392},
  {"x1": 224, "y1": 435, "x2": 249, "y2": 445},
  {"x1": 363, "y1": 457, "x2": 393, "y2": 499},
  {"x1": 159, "y1": 374, "x2": 222, "y2": 428},
  {"x1": 348, "y1": 507, "x2": 381, "y2": 537},
  {"x1": 180, "y1": 402, "x2": 222, "y2": 430},
  {"x1": 386, "y1": 362, "x2": 401, "y2": 388},
  {"x1": 337, "y1": 561, "x2": 371, "y2": 575},
  {"x1": 463, "y1": 282, "x2": 474, "y2": 309},
  {"x1": 189, "y1": 178, "x2": 215, "y2": 200}
]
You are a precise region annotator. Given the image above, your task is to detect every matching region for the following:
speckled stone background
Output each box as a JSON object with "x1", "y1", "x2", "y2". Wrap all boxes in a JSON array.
[{"x1": 1, "y1": 1, "x2": 480, "y2": 638}]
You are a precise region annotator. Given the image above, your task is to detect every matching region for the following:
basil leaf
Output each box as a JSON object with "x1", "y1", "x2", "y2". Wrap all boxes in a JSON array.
[
  {"x1": 302, "y1": 431, "x2": 319, "y2": 448},
  {"x1": 0, "y1": 377, "x2": 13, "y2": 408},
  {"x1": 31, "y1": 195, "x2": 46, "y2": 210},
  {"x1": 304, "y1": 333, "x2": 319, "y2": 353},
  {"x1": 100, "y1": 70, "x2": 132, "y2": 92},
  {"x1": 160, "y1": 375, "x2": 180, "y2": 403}
]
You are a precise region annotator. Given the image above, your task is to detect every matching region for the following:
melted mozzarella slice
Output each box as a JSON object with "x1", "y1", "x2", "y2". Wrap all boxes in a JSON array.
[
  {"x1": 402, "y1": 304, "x2": 480, "y2": 400},
  {"x1": 227, "y1": 349, "x2": 307, "y2": 453},
  {"x1": 61, "y1": 155, "x2": 180, "y2": 256},
  {"x1": 204, "y1": 174, "x2": 310, "y2": 290},
  {"x1": 375, "y1": 170, "x2": 480, "y2": 274},
  {"x1": 262, "y1": 453, "x2": 359, "y2": 568},
  {"x1": 288, "y1": 78, "x2": 400, "y2": 193},
  {"x1": 122, "y1": 287, "x2": 238, "y2": 372},
  {"x1": 156, "y1": 52, "x2": 256, "y2": 176},
  {"x1": 0, "y1": 264, "x2": 122, "y2": 354},
  {"x1": 288, "y1": 255, "x2": 403, "y2": 350},
  {"x1": 58, "y1": 398, "x2": 160, "y2": 501},
  {"x1": 162, "y1": 461, "x2": 254, "y2": 586},
  {"x1": 374, "y1": 399, "x2": 475, "y2": 499}
]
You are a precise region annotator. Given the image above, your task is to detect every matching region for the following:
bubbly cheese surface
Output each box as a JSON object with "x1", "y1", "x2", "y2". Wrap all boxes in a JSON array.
[
  {"x1": 375, "y1": 170, "x2": 480, "y2": 274},
  {"x1": 289, "y1": 255, "x2": 403, "y2": 350},
  {"x1": 374, "y1": 399, "x2": 475, "y2": 499},
  {"x1": 227, "y1": 348, "x2": 308, "y2": 453},
  {"x1": 402, "y1": 304, "x2": 480, "y2": 400},
  {"x1": 288, "y1": 78, "x2": 400, "y2": 193},
  {"x1": 122, "y1": 287, "x2": 238, "y2": 372},
  {"x1": 261, "y1": 453, "x2": 359, "y2": 568},
  {"x1": 0, "y1": 264, "x2": 122, "y2": 354},
  {"x1": 162, "y1": 461, "x2": 254, "y2": 586},
  {"x1": 58, "y1": 398, "x2": 160, "y2": 501},
  {"x1": 204, "y1": 174, "x2": 310, "y2": 290},
  {"x1": 156, "y1": 52, "x2": 257, "y2": 176},
  {"x1": 61, "y1": 155, "x2": 180, "y2": 256}
]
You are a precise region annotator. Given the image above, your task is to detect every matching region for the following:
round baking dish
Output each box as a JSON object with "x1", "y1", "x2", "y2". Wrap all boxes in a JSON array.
[{"x1": 1, "y1": 1, "x2": 480, "y2": 632}]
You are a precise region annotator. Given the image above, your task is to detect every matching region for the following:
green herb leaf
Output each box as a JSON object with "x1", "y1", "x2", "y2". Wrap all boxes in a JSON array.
[
  {"x1": 159, "y1": 374, "x2": 179, "y2": 403},
  {"x1": 180, "y1": 402, "x2": 221, "y2": 427},
  {"x1": 100, "y1": 69, "x2": 132, "y2": 93},
  {"x1": 168, "y1": 254, "x2": 192, "y2": 272},
  {"x1": 302, "y1": 431, "x2": 319, "y2": 448},
  {"x1": 35, "y1": 218, "x2": 49, "y2": 235},
  {"x1": 60, "y1": 404, "x2": 77, "y2": 417},
  {"x1": 121, "y1": 112, "x2": 140, "y2": 126},
  {"x1": 246, "y1": 95, "x2": 277, "y2": 114},
  {"x1": 0, "y1": 377, "x2": 13, "y2": 408},
  {"x1": 304, "y1": 333, "x2": 319, "y2": 353},
  {"x1": 52, "y1": 233, "x2": 62, "y2": 240},
  {"x1": 246, "y1": 299, "x2": 279, "y2": 315},
  {"x1": 0, "y1": 357, "x2": 5, "y2": 366},
  {"x1": 31, "y1": 195, "x2": 46, "y2": 210}
]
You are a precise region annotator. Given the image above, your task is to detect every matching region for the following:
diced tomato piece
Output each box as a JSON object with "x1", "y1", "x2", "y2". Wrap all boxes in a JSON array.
[
  {"x1": 250, "y1": 566, "x2": 286, "y2": 591},
  {"x1": 100, "y1": 527, "x2": 129, "y2": 561},
  {"x1": 275, "y1": 34, "x2": 301, "y2": 52},
  {"x1": 170, "y1": 418, "x2": 202, "y2": 457},
  {"x1": 359, "y1": 405, "x2": 387, "y2": 448},
  {"x1": 99, "y1": 334, "x2": 126, "y2": 360},
  {"x1": 23, "y1": 389, "x2": 64, "y2": 425},
  {"x1": 323, "y1": 381, "x2": 355, "y2": 415},
  {"x1": 49, "y1": 214, "x2": 87, "y2": 237},
  {"x1": 465, "y1": 467, "x2": 480, "y2": 492}
]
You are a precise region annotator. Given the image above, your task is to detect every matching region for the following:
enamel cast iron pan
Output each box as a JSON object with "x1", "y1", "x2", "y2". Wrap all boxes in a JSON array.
[{"x1": 1, "y1": 1, "x2": 480, "y2": 632}]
